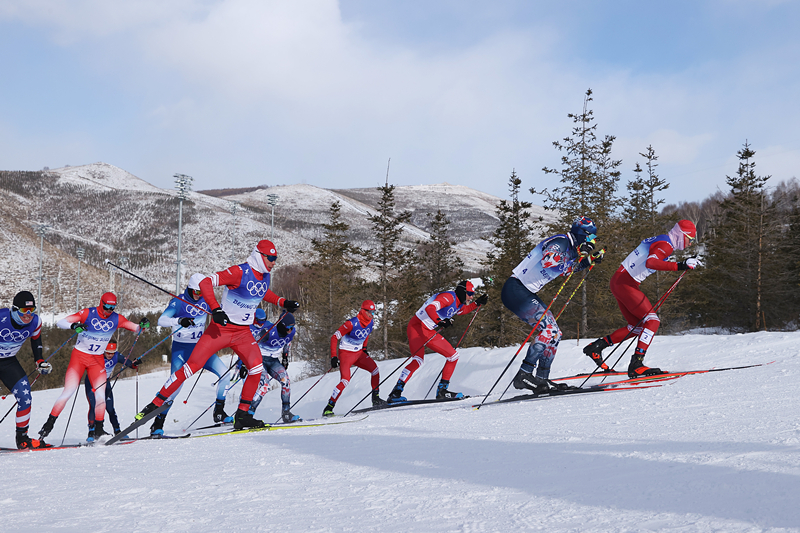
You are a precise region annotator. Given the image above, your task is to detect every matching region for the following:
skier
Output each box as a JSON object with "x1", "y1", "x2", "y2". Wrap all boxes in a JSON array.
[
  {"x1": 245, "y1": 308, "x2": 298, "y2": 423},
  {"x1": 503, "y1": 217, "x2": 601, "y2": 393},
  {"x1": 0, "y1": 291, "x2": 52, "y2": 449},
  {"x1": 583, "y1": 220, "x2": 701, "y2": 378},
  {"x1": 83, "y1": 342, "x2": 137, "y2": 440},
  {"x1": 387, "y1": 281, "x2": 487, "y2": 403},
  {"x1": 134, "y1": 240, "x2": 300, "y2": 430},
  {"x1": 39, "y1": 292, "x2": 148, "y2": 442},
  {"x1": 323, "y1": 300, "x2": 385, "y2": 416},
  {"x1": 150, "y1": 273, "x2": 232, "y2": 436}
]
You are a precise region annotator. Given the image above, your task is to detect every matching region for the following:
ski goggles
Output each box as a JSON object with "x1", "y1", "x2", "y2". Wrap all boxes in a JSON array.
[
  {"x1": 189, "y1": 289, "x2": 202, "y2": 299},
  {"x1": 259, "y1": 252, "x2": 278, "y2": 262},
  {"x1": 13, "y1": 306, "x2": 36, "y2": 315},
  {"x1": 102, "y1": 304, "x2": 116, "y2": 312},
  {"x1": 683, "y1": 232, "x2": 696, "y2": 246}
]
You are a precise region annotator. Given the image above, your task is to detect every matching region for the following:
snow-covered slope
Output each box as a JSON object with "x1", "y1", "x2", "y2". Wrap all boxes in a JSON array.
[{"x1": 4, "y1": 331, "x2": 798, "y2": 532}]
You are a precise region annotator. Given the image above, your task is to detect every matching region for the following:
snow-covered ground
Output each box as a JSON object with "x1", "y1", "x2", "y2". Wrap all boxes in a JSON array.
[{"x1": 3, "y1": 332, "x2": 799, "y2": 532}]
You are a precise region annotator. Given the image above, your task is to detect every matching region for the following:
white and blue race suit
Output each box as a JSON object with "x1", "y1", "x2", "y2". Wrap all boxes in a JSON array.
[
  {"x1": 74, "y1": 308, "x2": 120, "y2": 355},
  {"x1": 249, "y1": 321, "x2": 295, "y2": 412},
  {"x1": 338, "y1": 316, "x2": 374, "y2": 352},
  {"x1": 0, "y1": 308, "x2": 42, "y2": 430},
  {"x1": 414, "y1": 291, "x2": 461, "y2": 330},
  {"x1": 221, "y1": 263, "x2": 272, "y2": 325},
  {"x1": 621, "y1": 235, "x2": 673, "y2": 283},
  {"x1": 0, "y1": 308, "x2": 41, "y2": 360}
]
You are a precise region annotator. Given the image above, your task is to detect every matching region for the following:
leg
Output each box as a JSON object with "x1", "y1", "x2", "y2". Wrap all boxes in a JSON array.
[
  {"x1": 87, "y1": 359, "x2": 107, "y2": 428},
  {"x1": 49, "y1": 350, "x2": 87, "y2": 418},
  {"x1": 84, "y1": 374, "x2": 96, "y2": 427},
  {"x1": 229, "y1": 327, "x2": 266, "y2": 428},
  {"x1": 205, "y1": 354, "x2": 234, "y2": 423},
  {"x1": 1, "y1": 358, "x2": 42, "y2": 448},
  {"x1": 154, "y1": 329, "x2": 229, "y2": 407},
  {"x1": 105, "y1": 386, "x2": 121, "y2": 432},
  {"x1": 354, "y1": 352, "x2": 385, "y2": 407}
]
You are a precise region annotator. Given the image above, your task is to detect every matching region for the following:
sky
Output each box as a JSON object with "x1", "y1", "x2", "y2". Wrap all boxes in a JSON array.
[{"x1": 1, "y1": 0, "x2": 798, "y2": 206}]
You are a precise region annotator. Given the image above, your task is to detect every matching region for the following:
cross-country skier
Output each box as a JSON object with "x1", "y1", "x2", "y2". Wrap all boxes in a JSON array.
[
  {"x1": 0, "y1": 291, "x2": 51, "y2": 449},
  {"x1": 583, "y1": 220, "x2": 701, "y2": 378},
  {"x1": 503, "y1": 217, "x2": 602, "y2": 393},
  {"x1": 322, "y1": 300, "x2": 385, "y2": 416},
  {"x1": 244, "y1": 308, "x2": 298, "y2": 423},
  {"x1": 387, "y1": 281, "x2": 487, "y2": 403},
  {"x1": 39, "y1": 292, "x2": 148, "y2": 442},
  {"x1": 149, "y1": 273, "x2": 232, "y2": 436},
  {"x1": 134, "y1": 240, "x2": 300, "y2": 430},
  {"x1": 83, "y1": 342, "x2": 137, "y2": 441}
]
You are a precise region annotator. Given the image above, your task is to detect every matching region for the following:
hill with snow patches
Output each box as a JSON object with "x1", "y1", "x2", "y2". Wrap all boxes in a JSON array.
[
  {"x1": 2, "y1": 162, "x2": 556, "y2": 315},
  {"x1": 3, "y1": 331, "x2": 799, "y2": 532}
]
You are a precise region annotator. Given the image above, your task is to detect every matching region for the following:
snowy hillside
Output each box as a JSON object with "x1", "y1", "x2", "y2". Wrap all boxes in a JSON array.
[{"x1": 3, "y1": 331, "x2": 799, "y2": 532}]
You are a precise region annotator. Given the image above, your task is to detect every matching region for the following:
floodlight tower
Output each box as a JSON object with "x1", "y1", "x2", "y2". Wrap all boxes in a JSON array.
[
  {"x1": 35, "y1": 223, "x2": 51, "y2": 312},
  {"x1": 76, "y1": 247, "x2": 85, "y2": 311},
  {"x1": 267, "y1": 194, "x2": 280, "y2": 240},
  {"x1": 174, "y1": 173, "x2": 193, "y2": 293}
]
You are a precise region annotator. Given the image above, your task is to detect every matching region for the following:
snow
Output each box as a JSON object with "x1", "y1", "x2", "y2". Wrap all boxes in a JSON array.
[{"x1": 3, "y1": 331, "x2": 800, "y2": 532}]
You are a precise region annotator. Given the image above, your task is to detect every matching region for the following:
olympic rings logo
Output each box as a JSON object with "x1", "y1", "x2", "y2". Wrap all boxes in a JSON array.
[
  {"x1": 353, "y1": 329, "x2": 369, "y2": 339},
  {"x1": 186, "y1": 303, "x2": 208, "y2": 317},
  {"x1": 247, "y1": 281, "x2": 268, "y2": 297},
  {"x1": 269, "y1": 338, "x2": 288, "y2": 348},
  {"x1": 0, "y1": 328, "x2": 30, "y2": 342},
  {"x1": 91, "y1": 319, "x2": 114, "y2": 332}
]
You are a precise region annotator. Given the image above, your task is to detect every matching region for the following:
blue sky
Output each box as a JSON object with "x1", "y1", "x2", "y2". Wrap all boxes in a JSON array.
[{"x1": 1, "y1": 0, "x2": 798, "y2": 206}]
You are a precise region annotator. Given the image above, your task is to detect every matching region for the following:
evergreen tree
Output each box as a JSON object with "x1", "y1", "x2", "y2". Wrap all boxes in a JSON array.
[
  {"x1": 418, "y1": 209, "x2": 464, "y2": 294},
  {"x1": 368, "y1": 181, "x2": 416, "y2": 359},
  {"x1": 297, "y1": 201, "x2": 365, "y2": 372},
  {"x1": 478, "y1": 170, "x2": 538, "y2": 348},
  {"x1": 699, "y1": 141, "x2": 774, "y2": 331}
]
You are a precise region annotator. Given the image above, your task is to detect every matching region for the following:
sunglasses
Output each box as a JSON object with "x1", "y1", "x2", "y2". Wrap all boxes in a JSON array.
[
  {"x1": 260, "y1": 252, "x2": 278, "y2": 262},
  {"x1": 189, "y1": 289, "x2": 202, "y2": 297},
  {"x1": 103, "y1": 304, "x2": 116, "y2": 311},
  {"x1": 14, "y1": 306, "x2": 36, "y2": 315}
]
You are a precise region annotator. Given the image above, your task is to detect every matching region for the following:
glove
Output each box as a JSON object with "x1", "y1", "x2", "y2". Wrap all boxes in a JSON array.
[
  {"x1": 282, "y1": 354, "x2": 289, "y2": 369},
  {"x1": 331, "y1": 356, "x2": 339, "y2": 369},
  {"x1": 178, "y1": 317, "x2": 195, "y2": 328},
  {"x1": 591, "y1": 247, "x2": 606, "y2": 265},
  {"x1": 283, "y1": 300, "x2": 300, "y2": 312},
  {"x1": 36, "y1": 360, "x2": 52, "y2": 375},
  {"x1": 71, "y1": 322, "x2": 87, "y2": 333},
  {"x1": 124, "y1": 358, "x2": 139, "y2": 370},
  {"x1": 211, "y1": 308, "x2": 229, "y2": 326},
  {"x1": 678, "y1": 257, "x2": 703, "y2": 270},
  {"x1": 139, "y1": 317, "x2": 150, "y2": 329},
  {"x1": 436, "y1": 317, "x2": 454, "y2": 329},
  {"x1": 475, "y1": 294, "x2": 488, "y2": 306},
  {"x1": 239, "y1": 364, "x2": 248, "y2": 380}
]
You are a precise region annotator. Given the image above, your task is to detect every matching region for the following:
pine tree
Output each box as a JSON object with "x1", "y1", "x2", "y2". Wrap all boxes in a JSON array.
[
  {"x1": 368, "y1": 181, "x2": 416, "y2": 359},
  {"x1": 297, "y1": 201, "x2": 365, "y2": 372},
  {"x1": 418, "y1": 209, "x2": 464, "y2": 294},
  {"x1": 478, "y1": 170, "x2": 539, "y2": 348}
]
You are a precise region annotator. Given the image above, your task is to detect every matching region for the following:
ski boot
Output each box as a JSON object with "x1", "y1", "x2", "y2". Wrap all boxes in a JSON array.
[
  {"x1": 436, "y1": 379, "x2": 464, "y2": 400},
  {"x1": 213, "y1": 399, "x2": 233, "y2": 423},
  {"x1": 87, "y1": 424, "x2": 96, "y2": 443},
  {"x1": 322, "y1": 401, "x2": 336, "y2": 417},
  {"x1": 627, "y1": 349, "x2": 665, "y2": 379},
  {"x1": 512, "y1": 368, "x2": 550, "y2": 393},
  {"x1": 387, "y1": 381, "x2": 407, "y2": 404},
  {"x1": 16, "y1": 427, "x2": 49, "y2": 449},
  {"x1": 233, "y1": 409, "x2": 266, "y2": 430},
  {"x1": 39, "y1": 414, "x2": 57, "y2": 439},
  {"x1": 135, "y1": 402, "x2": 159, "y2": 421},
  {"x1": 371, "y1": 389, "x2": 387, "y2": 408},
  {"x1": 583, "y1": 337, "x2": 610, "y2": 370},
  {"x1": 150, "y1": 413, "x2": 166, "y2": 437},
  {"x1": 281, "y1": 409, "x2": 300, "y2": 423},
  {"x1": 87, "y1": 421, "x2": 108, "y2": 443}
]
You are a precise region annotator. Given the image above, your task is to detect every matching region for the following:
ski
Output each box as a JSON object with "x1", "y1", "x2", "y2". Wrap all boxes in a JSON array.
[
  {"x1": 352, "y1": 395, "x2": 472, "y2": 414},
  {"x1": 190, "y1": 414, "x2": 369, "y2": 439},
  {"x1": 552, "y1": 361, "x2": 773, "y2": 386},
  {"x1": 120, "y1": 434, "x2": 192, "y2": 442},
  {"x1": 473, "y1": 383, "x2": 663, "y2": 408},
  {"x1": 0, "y1": 443, "x2": 84, "y2": 453},
  {"x1": 105, "y1": 401, "x2": 173, "y2": 446}
]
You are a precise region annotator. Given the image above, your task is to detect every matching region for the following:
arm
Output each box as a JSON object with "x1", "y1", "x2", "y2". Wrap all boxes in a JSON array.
[
  {"x1": 330, "y1": 321, "x2": 354, "y2": 358},
  {"x1": 644, "y1": 241, "x2": 679, "y2": 272},
  {"x1": 158, "y1": 301, "x2": 180, "y2": 328},
  {"x1": 200, "y1": 267, "x2": 244, "y2": 310},
  {"x1": 29, "y1": 320, "x2": 43, "y2": 363},
  {"x1": 457, "y1": 301, "x2": 479, "y2": 316},
  {"x1": 425, "y1": 293, "x2": 455, "y2": 323},
  {"x1": 57, "y1": 309, "x2": 90, "y2": 329},
  {"x1": 117, "y1": 315, "x2": 141, "y2": 333},
  {"x1": 262, "y1": 289, "x2": 285, "y2": 308}
]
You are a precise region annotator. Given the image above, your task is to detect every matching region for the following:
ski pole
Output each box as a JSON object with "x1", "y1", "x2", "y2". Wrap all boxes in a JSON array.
[
  {"x1": 475, "y1": 271, "x2": 576, "y2": 410},
  {"x1": 344, "y1": 329, "x2": 440, "y2": 416},
  {"x1": 579, "y1": 271, "x2": 687, "y2": 388},
  {"x1": 183, "y1": 375, "x2": 243, "y2": 432},
  {"x1": 0, "y1": 369, "x2": 48, "y2": 425},
  {"x1": 424, "y1": 306, "x2": 482, "y2": 399},
  {"x1": 111, "y1": 327, "x2": 144, "y2": 389},
  {"x1": 1, "y1": 332, "x2": 78, "y2": 401},
  {"x1": 284, "y1": 368, "x2": 333, "y2": 414},
  {"x1": 101, "y1": 329, "x2": 182, "y2": 393},
  {"x1": 105, "y1": 260, "x2": 211, "y2": 316},
  {"x1": 60, "y1": 387, "x2": 81, "y2": 447},
  {"x1": 554, "y1": 251, "x2": 603, "y2": 321},
  {"x1": 212, "y1": 357, "x2": 240, "y2": 386},
  {"x1": 181, "y1": 368, "x2": 206, "y2": 404}
]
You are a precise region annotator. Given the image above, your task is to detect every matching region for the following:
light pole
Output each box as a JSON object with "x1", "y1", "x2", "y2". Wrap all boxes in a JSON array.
[
  {"x1": 35, "y1": 223, "x2": 50, "y2": 311},
  {"x1": 230, "y1": 200, "x2": 239, "y2": 264},
  {"x1": 267, "y1": 194, "x2": 280, "y2": 240},
  {"x1": 118, "y1": 256, "x2": 128, "y2": 309},
  {"x1": 174, "y1": 173, "x2": 193, "y2": 294},
  {"x1": 75, "y1": 247, "x2": 85, "y2": 311}
]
